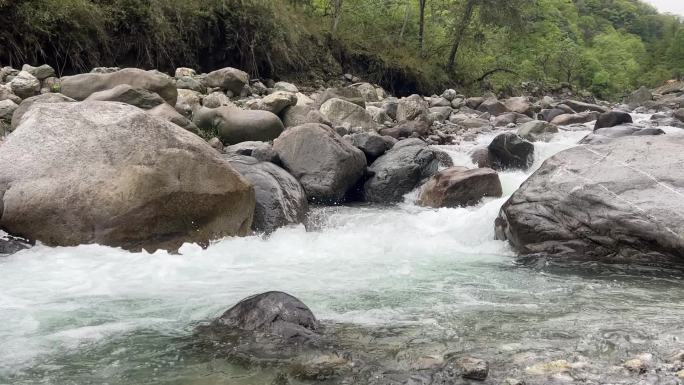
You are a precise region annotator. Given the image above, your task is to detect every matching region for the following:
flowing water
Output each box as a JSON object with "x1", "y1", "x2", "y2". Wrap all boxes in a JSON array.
[{"x1": 1, "y1": 119, "x2": 684, "y2": 385}]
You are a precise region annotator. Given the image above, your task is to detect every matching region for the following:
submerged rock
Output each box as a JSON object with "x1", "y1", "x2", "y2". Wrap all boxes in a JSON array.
[
  {"x1": 0, "y1": 101, "x2": 254, "y2": 251},
  {"x1": 417, "y1": 167, "x2": 502, "y2": 208},
  {"x1": 0, "y1": 233, "x2": 31, "y2": 256},
  {"x1": 495, "y1": 135, "x2": 684, "y2": 267},
  {"x1": 226, "y1": 155, "x2": 308, "y2": 233},
  {"x1": 210, "y1": 291, "x2": 319, "y2": 340}
]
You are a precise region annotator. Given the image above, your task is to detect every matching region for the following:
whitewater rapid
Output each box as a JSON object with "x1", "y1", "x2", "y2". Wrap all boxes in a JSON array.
[{"x1": 2, "y1": 119, "x2": 683, "y2": 384}]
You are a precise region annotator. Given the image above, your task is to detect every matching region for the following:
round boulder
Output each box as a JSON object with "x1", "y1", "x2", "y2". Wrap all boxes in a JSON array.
[
  {"x1": 487, "y1": 133, "x2": 535, "y2": 170},
  {"x1": 204, "y1": 67, "x2": 249, "y2": 94},
  {"x1": 273, "y1": 123, "x2": 366, "y2": 203},
  {"x1": 0, "y1": 101, "x2": 255, "y2": 251},
  {"x1": 417, "y1": 167, "x2": 502, "y2": 208}
]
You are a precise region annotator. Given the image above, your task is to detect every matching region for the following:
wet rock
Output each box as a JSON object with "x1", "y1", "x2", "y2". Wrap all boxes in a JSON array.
[
  {"x1": 494, "y1": 112, "x2": 533, "y2": 127},
  {"x1": 674, "y1": 108, "x2": 684, "y2": 123},
  {"x1": 551, "y1": 112, "x2": 599, "y2": 126},
  {"x1": 488, "y1": 133, "x2": 535, "y2": 170},
  {"x1": 320, "y1": 98, "x2": 377, "y2": 131},
  {"x1": 0, "y1": 101, "x2": 254, "y2": 251},
  {"x1": 252, "y1": 91, "x2": 297, "y2": 115},
  {"x1": 273, "y1": 123, "x2": 366, "y2": 203},
  {"x1": 60, "y1": 68, "x2": 177, "y2": 105},
  {"x1": 210, "y1": 291, "x2": 319, "y2": 339},
  {"x1": 471, "y1": 147, "x2": 496, "y2": 168},
  {"x1": 364, "y1": 139, "x2": 439, "y2": 203},
  {"x1": 291, "y1": 354, "x2": 352, "y2": 381},
  {"x1": 380, "y1": 119, "x2": 430, "y2": 139},
  {"x1": 495, "y1": 135, "x2": 684, "y2": 267},
  {"x1": 397, "y1": 94, "x2": 430, "y2": 122},
  {"x1": 193, "y1": 106, "x2": 284, "y2": 145},
  {"x1": 281, "y1": 105, "x2": 331, "y2": 128},
  {"x1": 594, "y1": 111, "x2": 633, "y2": 130},
  {"x1": 346, "y1": 132, "x2": 396, "y2": 164},
  {"x1": 226, "y1": 155, "x2": 308, "y2": 233},
  {"x1": 315, "y1": 87, "x2": 365, "y2": 108},
  {"x1": 417, "y1": 167, "x2": 502, "y2": 208},
  {"x1": 9, "y1": 71, "x2": 40, "y2": 99},
  {"x1": 204, "y1": 67, "x2": 249, "y2": 94},
  {"x1": 451, "y1": 357, "x2": 489, "y2": 380},
  {"x1": 517, "y1": 120, "x2": 559, "y2": 142},
  {"x1": 0, "y1": 233, "x2": 31, "y2": 256},
  {"x1": 11, "y1": 93, "x2": 76, "y2": 131},
  {"x1": 580, "y1": 125, "x2": 664, "y2": 145},
  {"x1": 85, "y1": 84, "x2": 165, "y2": 109}
]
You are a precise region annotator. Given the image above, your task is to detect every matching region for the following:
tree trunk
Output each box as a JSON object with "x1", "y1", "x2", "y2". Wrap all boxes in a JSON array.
[
  {"x1": 331, "y1": 0, "x2": 344, "y2": 38},
  {"x1": 446, "y1": 0, "x2": 476, "y2": 72},
  {"x1": 419, "y1": 0, "x2": 427, "y2": 55},
  {"x1": 399, "y1": 1, "x2": 411, "y2": 42}
]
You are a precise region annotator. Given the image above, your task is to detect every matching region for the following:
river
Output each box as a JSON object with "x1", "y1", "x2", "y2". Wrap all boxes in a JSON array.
[{"x1": 1, "y1": 117, "x2": 683, "y2": 384}]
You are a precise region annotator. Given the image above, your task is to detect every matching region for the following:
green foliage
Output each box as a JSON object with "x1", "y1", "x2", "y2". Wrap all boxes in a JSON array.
[{"x1": 0, "y1": 0, "x2": 682, "y2": 98}]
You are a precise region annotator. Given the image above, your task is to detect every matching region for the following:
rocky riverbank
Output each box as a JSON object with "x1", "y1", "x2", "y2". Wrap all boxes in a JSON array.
[{"x1": 1, "y1": 63, "x2": 684, "y2": 384}]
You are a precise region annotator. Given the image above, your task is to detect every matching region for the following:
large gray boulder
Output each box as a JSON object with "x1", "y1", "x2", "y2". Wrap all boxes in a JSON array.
[
  {"x1": 517, "y1": 120, "x2": 559, "y2": 142},
  {"x1": 495, "y1": 135, "x2": 684, "y2": 267},
  {"x1": 226, "y1": 155, "x2": 308, "y2": 233},
  {"x1": 9, "y1": 71, "x2": 40, "y2": 99},
  {"x1": 193, "y1": 106, "x2": 284, "y2": 145},
  {"x1": 364, "y1": 139, "x2": 439, "y2": 203},
  {"x1": 319, "y1": 98, "x2": 377, "y2": 131},
  {"x1": 417, "y1": 167, "x2": 502, "y2": 208},
  {"x1": 11, "y1": 93, "x2": 76, "y2": 131},
  {"x1": 397, "y1": 94, "x2": 429, "y2": 122},
  {"x1": 204, "y1": 67, "x2": 249, "y2": 94},
  {"x1": 273, "y1": 123, "x2": 366, "y2": 203},
  {"x1": 85, "y1": 84, "x2": 165, "y2": 109},
  {"x1": 60, "y1": 68, "x2": 177, "y2": 105},
  {"x1": 0, "y1": 101, "x2": 255, "y2": 251}
]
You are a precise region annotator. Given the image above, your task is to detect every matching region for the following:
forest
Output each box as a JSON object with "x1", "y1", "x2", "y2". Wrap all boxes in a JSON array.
[{"x1": 0, "y1": 0, "x2": 682, "y2": 99}]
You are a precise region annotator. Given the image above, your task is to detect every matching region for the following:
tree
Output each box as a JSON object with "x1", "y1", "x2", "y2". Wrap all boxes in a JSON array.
[
  {"x1": 418, "y1": 0, "x2": 427, "y2": 55},
  {"x1": 331, "y1": 0, "x2": 344, "y2": 38}
]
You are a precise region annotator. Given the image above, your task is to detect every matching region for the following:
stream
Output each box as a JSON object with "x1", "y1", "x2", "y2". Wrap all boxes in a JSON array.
[{"x1": 1, "y1": 117, "x2": 683, "y2": 385}]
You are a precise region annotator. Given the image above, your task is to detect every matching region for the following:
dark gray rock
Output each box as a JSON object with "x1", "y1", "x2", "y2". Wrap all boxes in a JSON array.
[
  {"x1": 495, "y1": 135, "x2": 684, "y2": 267},
  {"x1": 226, "y1": 156, "x2": 308, "y2": 233},
  {"x1": 594, "y1": 111, "x2": 633, "y2": 130},
  {"x1": 488, "y1": 133, "x2": 535, "y2": 170},
  {"x1": 210, "y1": 291, "x2": 319, "y2": 339},
  {"x1": 364, "y1": 139, "x2": 439, "y2": 203},
  {"x1": 0, "y1": 234, "x2": 31, "y2": 256},
  {"x1": 273, "y1": 123, "x2": 366, "y2": 203},
  {"x1": 477, "y1": 98, "x2": 509, "y2": 116},
  {"x1": 551, "y1": 112, "x2": 599, "y2": 126},
  {"x1": 347, "y1": 132, "x2": 396, "y2": 164}
]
